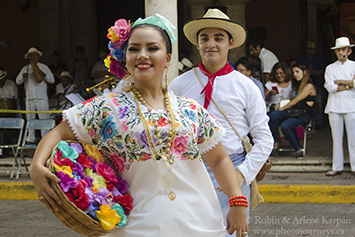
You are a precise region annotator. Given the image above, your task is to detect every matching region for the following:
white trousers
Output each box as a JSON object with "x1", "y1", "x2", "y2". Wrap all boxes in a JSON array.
[
  {"x1": 328, "y1": 112, "x2": 355, "y2": 171},
  {"x1": 25, "y1": 99, "x2": 49, "y2": 143}
]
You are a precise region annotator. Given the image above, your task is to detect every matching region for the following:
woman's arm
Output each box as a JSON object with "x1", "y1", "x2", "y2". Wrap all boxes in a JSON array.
[
  {"x1": 202, "y1": 142, "x2": 248, "y2": 236},
  {"x1": 29, "y1": 120, "x2": 77, "y2": 212},
  {"x1": 279, "y1": 84, "x2": 314, "y2": 111}
]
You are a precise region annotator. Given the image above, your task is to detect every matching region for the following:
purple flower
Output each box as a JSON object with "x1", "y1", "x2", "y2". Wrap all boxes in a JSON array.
[
  {"x1": 135, "y1": 130, "x2": 150, "y2": 148},
  {"x1": 57, "y1": 171, "x2": 78, "y2": 193},
  {"x1": 116, "y1": 179, "x2": 128, "y2": 194},
  {"x1": 118, "y1": 106, "x2": 129, "y2": 119},
  {"x1": 85, "y1": 203, "x2": 99, "y2": 220},
  {"x1": 69, "y1": 143, "x2": 83, "y2": 154}
]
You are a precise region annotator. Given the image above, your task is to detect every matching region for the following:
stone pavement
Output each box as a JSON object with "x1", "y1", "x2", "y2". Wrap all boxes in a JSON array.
[{"x1": 1, "y1": 200, "x2": 354, "y2": 237}]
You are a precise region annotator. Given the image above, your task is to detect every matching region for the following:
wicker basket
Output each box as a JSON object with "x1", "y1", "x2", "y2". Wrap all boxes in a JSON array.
[{"x1": 46, "y1": 142, "x2": 118, "y2": 237}]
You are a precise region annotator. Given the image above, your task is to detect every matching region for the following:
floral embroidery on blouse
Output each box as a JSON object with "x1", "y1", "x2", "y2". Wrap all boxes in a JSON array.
[{"x1": 64, "y1": 92, "x2": 225, "y2": 174}]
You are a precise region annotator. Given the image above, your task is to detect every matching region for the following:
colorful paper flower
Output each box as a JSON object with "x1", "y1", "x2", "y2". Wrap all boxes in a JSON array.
[
  {"x1": 84, "y1": 143, "x2": 105, "y2": 162},
  {"x1": 76, "y1": 153, "x2": 93, "y2": 168},
  {"x1": 57, "y1": 141, "x2": 79, "y2": 163},
  {"x1": 112, "y1": 19, "x2": 131, "y2": 44},
  {"x1": 53, "y1": 163, "x2": 74, "y2": 178},
  {"x1": 95, "y1": 162, "x2": 118, "y2": 185},
  {"x1": 115, "y1": 193, "x2": 133, "y2": 215},
  {"x1": 56, "y1": 171, "x2": 78, "y2": 192},
  {"x1": 54, "y1": 151, "x2": 75, "y2": 167},
  {"x1": 84, "y1": 168, "x2": 107, "y2": 189},
  {"x1": 65, "y1": 181, "x2": 90, "y2": 211},
  {"x1": 96, "y1": 204, "x2": 121, "y2": 230},
  {"x1": 112, "y1": 203, "x2": 127, "y2": 227}
]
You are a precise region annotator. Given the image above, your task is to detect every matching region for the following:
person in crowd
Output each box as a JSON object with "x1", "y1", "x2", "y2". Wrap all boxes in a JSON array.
[
  {"x1": 70, "y1": 46, "x2": 91, "y2": 91},
  {"x1": 264, "y1": 62, "x2": 293, "y2": 113},
  {"x1": 268, "y1": 64, "x2": 316, "y2": 158},
  {"x1": 29, "y1": 14, "x2": 248, "y2": 236},
  {"x1": 249, "y1": 39, "x2": 279, "y2": 84},
  {"x1": 91, "y1": 49, "x2": 110, "y2": 83},
  {"x1": 289, "y1": 58, "x2": 298, "y2": 68},
  {"x1": 298, "y1": 41, "x2": 326, "y2": 129},
  {"x1": 16, "y1": 47, "x2": 55, "y2": 144},
  {"x1": 49, "y1": 51, "x2": 68, "y2": 84},
  {"x1": 324, "y1": 37, "x2": 355, "y2": 176},
  {"x1": 55, "y1": 71, "x2": 79, "y2": 110},
  {"x1": 0, "y1": 68, "x2": 18, "y2": 100},
  {"x1": 169, "y1": 9, "x2": 273, "y2": 236},
  {"x1": 235, "y1": 57, "x2": 265, "y2": 100}
]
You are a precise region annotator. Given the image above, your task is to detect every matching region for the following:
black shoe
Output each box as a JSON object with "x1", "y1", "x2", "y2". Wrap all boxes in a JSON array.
[
  {"x1": 295, "y1": 151, "x2": 304, "y2": 159},
  {"x1": 270, "y1": 148, "x2": 279, "y2": 157}
]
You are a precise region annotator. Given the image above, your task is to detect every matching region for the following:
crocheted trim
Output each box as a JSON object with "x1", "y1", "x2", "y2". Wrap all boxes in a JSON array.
[
  {"x1": 62, "y1": 111, "x2": 83, "y2": 142},
  {"x1": 199, "y1": 125, "x2": 226, "y2": 155}
]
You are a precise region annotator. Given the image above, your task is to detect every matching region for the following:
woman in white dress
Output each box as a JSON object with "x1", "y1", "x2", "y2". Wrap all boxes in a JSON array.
[{"x1": 29, "y1": 14, "x2": 249, "y2": 237}]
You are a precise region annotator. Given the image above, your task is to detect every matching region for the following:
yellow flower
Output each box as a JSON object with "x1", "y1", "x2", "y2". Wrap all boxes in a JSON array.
[
  {"x1": 83, "y1": 168, "x2": 107, "y2": 189},
  {"x1": 96, "y1": 204, "x2": 121, "y2": 230},
  {"x1": 84, "y1": 143, "x2": 105, "y2": 162},
  {"x1": 53, "y1": 163, "x2": 73, "y2": 178}
]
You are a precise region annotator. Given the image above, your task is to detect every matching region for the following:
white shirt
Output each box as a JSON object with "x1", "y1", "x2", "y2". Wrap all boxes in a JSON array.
[
  {"x1": 324, "y1": 59, "x2": 355, "y2": 113},
  {"x1": 259, "y1": 48, "x2": 279, "y2": 74},
  {"x1": 265, "y1": 81, "x2": 293, "y2": 112},
  {"x1": 169, "y1": 68, "x2": 273, "y2": 185},
  {"x1": 0, "y1": 79, "x2": 18, "y2": 99},
  {"x1": 16, "y1": 62, "x2": 55, "y2": 100}
]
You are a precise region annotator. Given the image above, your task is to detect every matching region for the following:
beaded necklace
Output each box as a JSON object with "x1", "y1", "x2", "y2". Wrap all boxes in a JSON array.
[{"x1": 132, "y1": 87, "x2": 177, "y2": 200}]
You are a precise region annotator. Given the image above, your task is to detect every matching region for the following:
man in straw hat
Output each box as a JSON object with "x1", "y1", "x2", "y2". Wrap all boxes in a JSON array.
[
  {"x1": 0, "y1": 68, "x2": 18, "y2": 100},
  {"x1": 16, "y1": 47, "x2": 55, "y2": 144},
  {"x1": 324, "y1": 36, "x2": 355, "y2": 176},
  {"x1": 169, "y1": 8, "x2": 273, "y2": 236}
]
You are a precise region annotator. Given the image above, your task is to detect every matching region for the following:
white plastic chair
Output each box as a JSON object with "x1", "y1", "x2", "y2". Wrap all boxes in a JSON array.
[
  {"x1": 16, "y1": 119, "x2": 56, "y2": 180},
  {"x1": 0, "y1": 118, "x2": 25, "y2": 179}
]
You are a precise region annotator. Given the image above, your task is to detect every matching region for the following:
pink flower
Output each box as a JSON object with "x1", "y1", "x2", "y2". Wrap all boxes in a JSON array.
[
  {"x1": 95, "y1": 162, "x2": 118, "y2": 185},
  {"x1": 88, "y1": 128, "x2": 96, "y2": 137},
  {"x1": 174, "y1": 135, "x2": 189, "y2": 155},
  {"x1": 109, "y1": 153, "x2": 125, "y2": 173},
  {"x1": 120, "y1": 120, "x2": 128, "y2": 132},
  {"x1": 113, "y1": 19, "x2": 131, "y2": 45},
  {"x1": 109, "y1": 59, "x2": 126, "y2": 79}
]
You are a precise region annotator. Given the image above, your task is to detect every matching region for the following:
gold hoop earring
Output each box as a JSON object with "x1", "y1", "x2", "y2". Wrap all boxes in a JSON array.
[{"x1": 122, "y1": 71, "x2": 134, "y2": 92}]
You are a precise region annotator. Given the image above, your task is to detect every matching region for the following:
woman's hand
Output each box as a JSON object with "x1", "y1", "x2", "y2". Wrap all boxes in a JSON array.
[
  {"x1": 30, "y1": 164, "x2": 62, "y2": 212},
  {"x1": 274, "y1": 103, "x2": 280, "y2": 111},
  {"x1": 226, "y1": 206, "x2": 248, "y2": 237}
]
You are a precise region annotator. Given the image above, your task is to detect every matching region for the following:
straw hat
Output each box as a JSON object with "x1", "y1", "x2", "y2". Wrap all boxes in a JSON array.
[
  {"x1": 0, "y1": 70, "x2": 7, "y2": 80},
  {"x1": 60, "y1": 71, "x2": 73, "y2": 79},
  {"x1": 24, "y1": 47, "x2": 43, "y2": 59},
  {"x1": 183, "y1": 8, "x2": 246, "y2": 49},
  {"x1": 331, "y1": 37, "x2": 355, "y2": 50}
]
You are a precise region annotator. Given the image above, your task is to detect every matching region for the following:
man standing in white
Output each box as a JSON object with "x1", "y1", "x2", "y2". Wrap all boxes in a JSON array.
[
  {"x1": 249, "y1": 39, "x2": 279, "y2": 84},
  {"x1": 16, "y1": 47, "x2": 55, "y2": 144},
  {"x1": 324, "y1": 37, "x2": 355, "y2": 176},
  {"x1": 169, "y1": 9, "x2": 273, "y2": 237}
]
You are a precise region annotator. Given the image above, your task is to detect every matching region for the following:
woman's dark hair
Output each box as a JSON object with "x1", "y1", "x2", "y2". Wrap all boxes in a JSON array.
[
  {"x1": 269, "y1": 62, "x2": 292, "y2": 83},
  {"x1": 291, "y1": 63, "x2": 312, "y2": 93},
  {"x1": 234, "y1": 57, "x2": 253, "y2": 71},
  {"x1": 130, "y1": 24, "x2": 172, "y2": 54}
]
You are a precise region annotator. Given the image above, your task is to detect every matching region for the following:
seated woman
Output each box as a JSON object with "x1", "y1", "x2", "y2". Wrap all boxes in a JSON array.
[
  {"x1": 268, "y1": 64, "x2": 316, "y2": 158},
  {"x1": 265, "y1": 62, "x2": 293, "y2": 113}
]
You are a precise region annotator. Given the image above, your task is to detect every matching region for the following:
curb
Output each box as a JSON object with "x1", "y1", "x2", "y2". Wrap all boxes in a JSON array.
[
  {"x1": 1, "y1": 182, "x2": 355, "y2": 204},
  {"x1": 258, "y1": 184, "x2": 355, "y2": 204}
]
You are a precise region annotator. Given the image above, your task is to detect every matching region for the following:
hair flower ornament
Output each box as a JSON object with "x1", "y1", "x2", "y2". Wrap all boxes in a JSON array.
[{"x1": 104, "y1": 14, "x2": 176, "y2": 80}]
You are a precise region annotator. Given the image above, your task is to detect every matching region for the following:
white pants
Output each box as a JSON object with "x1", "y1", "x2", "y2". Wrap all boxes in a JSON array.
[
  {"x1": 25, "y1": 99, "x2": 49, "y2": 143},
  {"x1": 328, "y1": 112, "x2": 355, "y2": 171}
]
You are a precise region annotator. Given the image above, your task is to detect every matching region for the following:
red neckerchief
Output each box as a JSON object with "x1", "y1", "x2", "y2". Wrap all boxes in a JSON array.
[{"x1": 198, "y1": 61, "x2": 234, "y2": 109}]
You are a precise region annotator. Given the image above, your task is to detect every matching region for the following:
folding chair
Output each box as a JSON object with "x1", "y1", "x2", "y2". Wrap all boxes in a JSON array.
[
  {"x1": 16, "y1": 119, "x2": 56, "y2": 180},
  {"x1": 0, "y1": 118, "x2": 25, "y2": 179},
  {"x1": 278, "y1": 119, "x2": 313, "y2": 157}
]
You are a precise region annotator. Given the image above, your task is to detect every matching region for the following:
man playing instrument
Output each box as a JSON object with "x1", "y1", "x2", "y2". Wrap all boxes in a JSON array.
[{"x1": 16, "y1": 47, "x2": 55, "y2": 144}]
